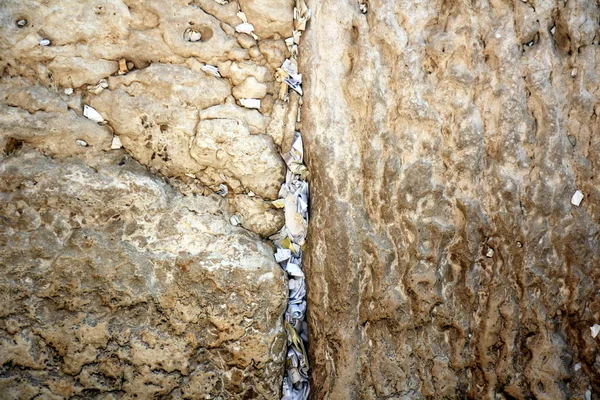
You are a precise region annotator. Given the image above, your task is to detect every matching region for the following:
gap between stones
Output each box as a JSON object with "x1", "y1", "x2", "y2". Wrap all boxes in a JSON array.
[{"x1": 270, "y1": 1, "x2": 311, "y2": 399}]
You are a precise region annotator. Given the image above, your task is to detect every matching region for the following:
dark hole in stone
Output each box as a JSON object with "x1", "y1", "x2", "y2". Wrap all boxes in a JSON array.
[
  {"x1": 350, "y1": 25, "x2": 359, "y2": 43},
  {"x1": 4, "y1": 138, "x2": 23, "y2": 155}
]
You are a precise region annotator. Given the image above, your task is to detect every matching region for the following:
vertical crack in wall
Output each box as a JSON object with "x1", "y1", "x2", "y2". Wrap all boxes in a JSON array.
[{"x1": 269, "y1": 2, "x2": 312, "y2": 399}]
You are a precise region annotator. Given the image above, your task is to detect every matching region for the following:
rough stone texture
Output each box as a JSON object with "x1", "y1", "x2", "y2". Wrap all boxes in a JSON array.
[
  {"x1": 0, "y1": 0, "x2": 294, "y2": 398},
  {"x1": 238, "y1": 0, "x2": 295, "y2": 39},
  {"x1": 301, "y1": 0, "x2": 600, "y2": 399},
  {"x1": 0, "y1": 150, "x2": 287, "y2": 399},
  {"x1": 88, "y1": 64, "x2": 284, "y2": 200},
  {"x1": 0, "y1": 76, "x2": 113, "y2": 158},
  {"x1": 0, "y1": 0, "x2": 289, "y2": 236}
]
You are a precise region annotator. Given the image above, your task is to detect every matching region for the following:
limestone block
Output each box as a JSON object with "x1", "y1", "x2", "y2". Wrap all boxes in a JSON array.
[
  {"x1": 233, "y1": 76, "x2": 269, "y2": 99},
  {"x1": 300, "y1": 0, "x2": 600, "y2": 398},
  {"x1": 239, "y1": 0, "x2": 295, "y2": 39},
  {"x1": 190, "y1": 119, "x2": 285, "y2": 199},
  {"x1": 200, "y1": 104, "x2": 268, "y2": 135},
  {"x1": 0, "y1": 150, "x2": 287, "y2": 399}
]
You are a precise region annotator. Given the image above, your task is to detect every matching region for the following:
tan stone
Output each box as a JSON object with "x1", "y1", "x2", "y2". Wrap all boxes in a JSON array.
[
  {"x1": 233, "y1": 76, "x2": 269, "y2": 99},
  {"x1": 147, "y1": 0, "x2": 244, "y2": 63},
  {"x1": 0, "y1": 0, "x2": 296, "y2": 398},
  {"x1": 268, "y1": 95, "x2": 299, "y2": 148},
  {"x1": 48, "y1": 56, "x2": 119, "y2": 88},
  {"x1": 200, "y1": 104, "x2": 268, "y2": 134},
  {"x1": 220, "y1": 61, "x2": 272, "y2": 85},
  {"x1": 239, "y1": 0, "x2": 295, "y2": 39},
  {"x1": 301, "y1": 0, "x2": 600, "y2": 399},
  {"x1": 190, "y1": 119, "x2": 285, "y2": 199},
  {"x1": 230, "y1": 195, "x2": 285, "y2": 238},
  {"x1": 0, "y1": 150, "x2": 287, "y2": 399},
  {"x1": 258, "y1": 39, "x2": 290, "y2": 67},
  {"x1": 0, "y1": 77, "x2": 112, "y2": 158}
]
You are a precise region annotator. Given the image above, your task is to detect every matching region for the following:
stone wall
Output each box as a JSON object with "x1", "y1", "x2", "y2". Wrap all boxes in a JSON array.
[
  {"x1": 0, "y1": 150, "x2": 287, "y2": 398},
  {"x1": 0, "y1": 0, "x2": 297, "y2": 398},
  {"x1": 301, "y1": 0, "x2": 600, "y2": 398},
  {"x1": 3, "y1": 0, "x2": 600, "y2": 398}
]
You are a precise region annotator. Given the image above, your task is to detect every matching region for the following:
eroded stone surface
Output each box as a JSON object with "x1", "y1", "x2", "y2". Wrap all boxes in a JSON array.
[
  {"x1": 0, "y1": 150, "x2": 287, "y2": 399},
  {"x1": 0, "y1": 76, "x2": 113, "y2": 159},
  {"x1": 0, "y1": 0, "x2": 295, "y2": 397},
  {"x1": 0, "y1": 0, "x2": 289, "y2": 235},
  {"x1": 301, "y1": 0, "x2": 600, "y2": 398},
  {"x1": 238, "y1": 0, "x2": 295, "y2": 39}
]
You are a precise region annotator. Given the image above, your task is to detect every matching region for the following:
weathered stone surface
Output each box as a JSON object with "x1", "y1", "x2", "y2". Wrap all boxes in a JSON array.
[
  {"x1": 0, "y1": 0, "x2": 288, "y2": 236},
  {"x1": 0, "y1": 77, "x2": 113, "y2": 157},
  {"x1": 267, "y1": 96, "x2": 299, "y2": 149},
  {"x1": 239, "y1": 0, "x2": 295, "y2": 39},
  {"x1": 48, "y1": 56, "x2": 119, "y2": 88},
  {"x1": 8, "y1": 0, "x2": 598, "y2": 397},
  {"x1": 0, "y1": 0, "x2": 294, "y2": 397},
  {"x1": 0, "y1": 149, "x2": 287, "y2": 399},
  {"x1": 233, "y1": 76, "x2": 269, "y2": 100},
  {"x1": 301, "y1": 0, "x2": 600, "y2": 399},
  {"x1": 231, "y1": 195, "x2": 285, "y2": 238},
  {"x1": 201, "y1": 104, "x2": 268, "y2": 135},
  {"x1": 191, "y1": 118, "x2": 285, "y2": 199}
]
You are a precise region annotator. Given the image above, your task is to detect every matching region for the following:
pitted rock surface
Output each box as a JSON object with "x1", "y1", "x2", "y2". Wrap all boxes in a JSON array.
[
  {"x1": 0, "y1": 150, "x2": 287, "y2": 399},
  {"x1": 301, "y1": 0, "x2": 600, "y2": 399},
  {"x1": 0, "y1": 0, "x2": 294, "y2": 398},
  {"x1": 0, "y1": 0, "x2": 292, "y2": 236},
  {"x1": 3, "y1": 0, "x2": 600, "y2": 398}
]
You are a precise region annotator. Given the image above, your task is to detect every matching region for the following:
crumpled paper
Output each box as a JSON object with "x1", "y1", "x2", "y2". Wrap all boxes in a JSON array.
[
  {"x1": 278, "y1": 59, "x2": 303, "y2": 95},
  {"x1": 273, "y1": 3, "x2": 311, "y2": 399},
  {"x1": 271, "y1": 131, "x2": 310, "y2": 400},
  {"x1": 235, "y1": 12, "x2": 259, "y2": 40},
  {"x1": 201, "y1": 64, "x2": 221, "y2": 78},
  {"x1": 279, "y1": 0, "x2": 310, "y2": 99}
]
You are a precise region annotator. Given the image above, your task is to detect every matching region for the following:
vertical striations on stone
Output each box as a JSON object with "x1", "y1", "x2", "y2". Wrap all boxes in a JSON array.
[{"x1": 301, "y1": 0, "x2": 600, "y2": 398}]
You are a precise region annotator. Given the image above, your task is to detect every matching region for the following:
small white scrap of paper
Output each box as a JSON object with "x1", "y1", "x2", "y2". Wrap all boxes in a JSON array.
[
  {"x1": 591, "y1": 324, "x2": 600, "y2": 338},
  {"x1": 240, "y1": 98, "x2": 261, "y2": 109},
  {"x1": 83, "y1": 105, "x2": 104, "y2": 123},
  {"x1": 571, "y1": 190, "x2": 584, "y2": 206}
]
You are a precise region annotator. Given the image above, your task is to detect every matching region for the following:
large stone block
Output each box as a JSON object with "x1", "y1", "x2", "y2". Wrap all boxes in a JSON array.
[
  {"x1": 0, "y1": 0, "x2": 296, "y2": 397},
  {"x1": 301, "y1": 0, "x2": 600, "y2": 398},
  {"x1": 0, "y1": 150, "x2": 287, "y2": 399}
]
